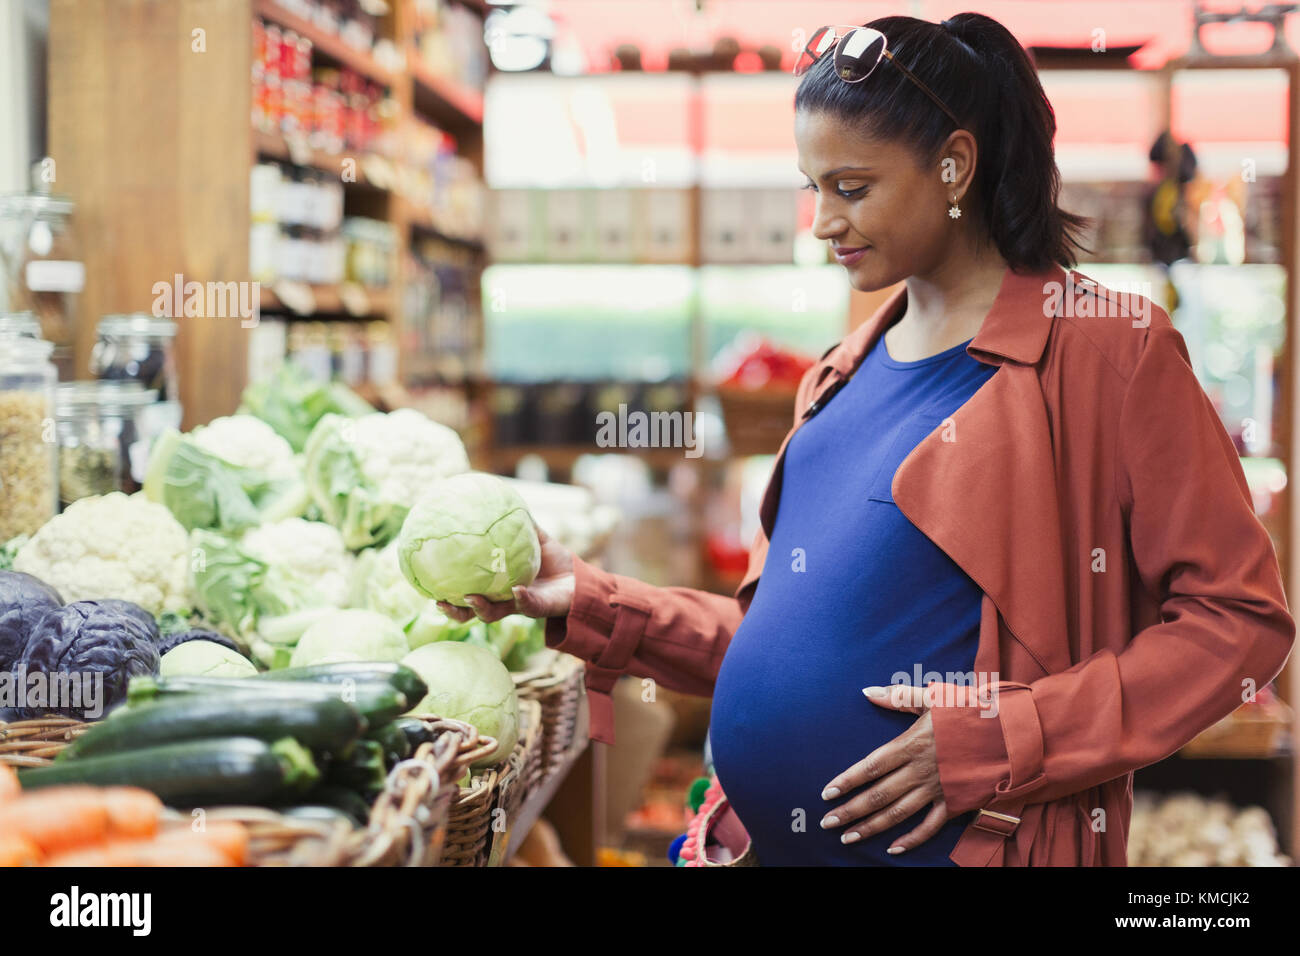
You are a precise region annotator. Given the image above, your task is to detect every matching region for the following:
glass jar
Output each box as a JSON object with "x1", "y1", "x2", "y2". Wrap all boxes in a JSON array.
[
  {"x1": 54, "y1": 383, "x2": 119, "y2": 507},
  {"x1": 97, "y1": 381, "x2": 160, "y2": 494},
  {"x1": 90, "y1": 313, "x2": 179, "y2": 401},
  {"x1": 0, "y1": 194, "x2": 84, "y2": 379},
  {"x1": 0, "y1": 311, "x2": 41, "y2": 339},
  {"x1": 0, "y1": 335, "x2": 58, "y2": 538}
]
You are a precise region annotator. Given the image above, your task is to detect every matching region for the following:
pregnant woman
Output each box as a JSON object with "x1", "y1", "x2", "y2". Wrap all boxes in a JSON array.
[{"x1": 444, "y1": 13, "x2": 1295, "y2": 866}]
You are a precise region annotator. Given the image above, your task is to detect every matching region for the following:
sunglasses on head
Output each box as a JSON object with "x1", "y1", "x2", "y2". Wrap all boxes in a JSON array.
[{"x1": 794, "y1": 25, "x2": 960, "y2": 128}]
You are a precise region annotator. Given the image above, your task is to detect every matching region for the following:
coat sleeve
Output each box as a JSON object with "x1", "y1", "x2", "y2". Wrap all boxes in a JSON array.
[{"x1": 929, "y1": 324, "x2": 1296, "y2": 813}]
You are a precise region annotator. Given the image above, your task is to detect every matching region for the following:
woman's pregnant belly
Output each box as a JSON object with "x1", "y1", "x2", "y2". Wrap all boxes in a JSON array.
[{"x1": 708, "y1": 520, "x2": 982, "y2": 866}]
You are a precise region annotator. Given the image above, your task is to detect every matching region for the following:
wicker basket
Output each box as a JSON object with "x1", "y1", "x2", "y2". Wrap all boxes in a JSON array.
[
  {"x1": 0, "y1": 717, "x2": 92, "y2": 767},
  {"x1": 441, "y1": 699, "x2": 543, "y2": 867},
  {"x1": 0, "y1": 714, "x2": 478, "y2": 867},
  {"x1": 1180, "y1": 699, "x2": 1294, "y2": 759},
  {"x1": 513, "y1": 651, "x2": 585, "y2": 777},
  {"x1": 715, "y1": 386, "x2": 797, "y2": 457}
]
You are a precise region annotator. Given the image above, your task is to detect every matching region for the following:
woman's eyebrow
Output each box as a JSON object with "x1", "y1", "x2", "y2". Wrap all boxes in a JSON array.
[{"x1": 801, "y1": 166, "x2": 873, "y2": 181}]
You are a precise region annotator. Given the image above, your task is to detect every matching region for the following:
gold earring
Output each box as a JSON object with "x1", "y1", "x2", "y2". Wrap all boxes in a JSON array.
[{"x1": 948, "y1": 195, "x2": 962, "y2": 220}]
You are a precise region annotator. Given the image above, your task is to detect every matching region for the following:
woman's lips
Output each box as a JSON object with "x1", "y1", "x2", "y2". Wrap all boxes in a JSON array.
[{"x1": 832, "y1": 246, "x2": 868, "y2": 266}]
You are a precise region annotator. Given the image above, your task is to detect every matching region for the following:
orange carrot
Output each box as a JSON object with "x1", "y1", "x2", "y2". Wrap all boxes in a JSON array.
[
  {"x1": 100, "y1": 787, "x2": 163, "y2": 840},
  {"x1": 186, "y1": 821, "x2": 249, "y2": 866},
  {"x1": 45, "y1": 834, "x2": 235, "y2": 868},
  {"x1": 0, "y1": 765, "x2": 20, "y2": 803},
  {"x1": 0, "y1": 832, "x2": 42, "y2": 867},
  {"x1": 0, "y1": 787, "x2": 110, "y2": 854}
]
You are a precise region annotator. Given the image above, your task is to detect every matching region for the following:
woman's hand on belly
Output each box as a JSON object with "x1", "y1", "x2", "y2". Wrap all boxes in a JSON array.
[{"x1": 818, "y1": 684, "x2": 951, "y2": 855}]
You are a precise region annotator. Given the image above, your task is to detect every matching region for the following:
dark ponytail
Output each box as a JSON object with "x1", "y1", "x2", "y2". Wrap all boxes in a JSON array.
[{"x1": 794, "y1": 13, "x2": 1088, "y2": 272}]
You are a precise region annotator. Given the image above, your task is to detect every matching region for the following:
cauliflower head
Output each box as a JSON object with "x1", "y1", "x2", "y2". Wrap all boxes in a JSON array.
[
  {"x1": 353, "y1": 409, "x2": 471, "y2": 505},
  {"x1": 13, "y1": 492, "x2": 192, "y2": 615},
  {"x1": 191, "y1": 414, "x2": 299, "y2": 479},
  {"x1": 240, "y1": 517, "x2": 353, "y2": 605}
]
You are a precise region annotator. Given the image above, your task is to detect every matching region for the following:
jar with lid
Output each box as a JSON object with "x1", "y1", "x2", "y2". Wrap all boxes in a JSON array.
[
  {"x1": 53, "y1": 381, "x2": 158, "y2": 506},
  {"x1": 97, "y1": 381, "x2": 159, "y2": 494},
  {"x1": 0, "y1": 193, "x2": 84, "y2": 380},
  {"x1": 54, "y1": 383, "x2": 117, "y2": 507},
  {"x1": 0, "y1": 311, "x2": 41, "y2": 339},
  {"x1": 0, "y1": 335, "x2": 58, "y2": 538},
  {"x1": 90, "y1": 315, "x2": 182, "y2": 487},
  {"x1": 90, "y1": 313, "x2": 179, "y2": 400}
]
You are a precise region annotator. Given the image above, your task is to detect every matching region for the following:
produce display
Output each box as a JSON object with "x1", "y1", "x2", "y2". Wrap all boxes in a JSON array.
[
  {"x1": 15, "y1": 664, "x2": 427, "y2": 825},
  {"x1": 0, "y1": 369, "x2": 591, "y2": 867},
  {"x1": 1127, "y1": 792, "x2": 1291, "y2": 867}
]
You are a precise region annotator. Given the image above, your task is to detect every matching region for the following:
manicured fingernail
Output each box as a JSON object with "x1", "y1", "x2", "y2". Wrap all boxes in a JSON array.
[
  {"x1": 841, "y1": 832, "x2": 861, "y2": 844},
  {"x1": 863, "y1": 687, "x2": 887, "y2": 699},
  {"x1": 887, "y1": 845, "x2": 905, "y2": 855},
  {"x1": 820, "y1": 816, "x2": 839, "y2": 829},
  {"x1": 822, "y1": 787, "x2": 840, "y2": 800}
]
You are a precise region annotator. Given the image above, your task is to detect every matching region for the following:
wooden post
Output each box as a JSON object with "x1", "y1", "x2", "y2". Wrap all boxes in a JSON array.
[{"x1": 48, "y1": 0, "x2": 252, "y2": 429}]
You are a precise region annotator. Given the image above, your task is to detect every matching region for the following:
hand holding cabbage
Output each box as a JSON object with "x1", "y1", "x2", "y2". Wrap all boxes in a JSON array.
[{"x1": 395, "y1": 474, "x2": 576, "y2": 627}]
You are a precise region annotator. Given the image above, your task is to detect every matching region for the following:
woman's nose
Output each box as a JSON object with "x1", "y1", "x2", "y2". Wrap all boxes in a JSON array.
[{"x1": 811, "y1": 200, "x2": 846, "y2": 241}]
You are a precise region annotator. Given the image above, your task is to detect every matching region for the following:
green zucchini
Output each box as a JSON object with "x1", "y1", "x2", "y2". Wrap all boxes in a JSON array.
[
  {"x1": 60, "y1": 695, "x2": 364, "y2": 760},
  {"x1": 391, "y1": 717, "x2": 436, "y2": 753},
  {"x1": 252, "y1": 662, "x2": 428, "y2": 704},
  {"x1": 325, "y1": 739, "x2": 387, "y2": 794},
  {"x1": 365, "y1": 721, "x2": 411, "y2": 766},
  {"x1": 19, "y1": 737, "x2": 319, "y2": 805},
  {"x1": 127, "y1": 676, "x2": 408, "y2": 727}
]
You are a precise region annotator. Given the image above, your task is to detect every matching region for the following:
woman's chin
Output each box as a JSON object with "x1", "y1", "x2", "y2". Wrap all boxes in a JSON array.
[{"x1": 844, "y1": 264, "x2": 894, "y2": 294}]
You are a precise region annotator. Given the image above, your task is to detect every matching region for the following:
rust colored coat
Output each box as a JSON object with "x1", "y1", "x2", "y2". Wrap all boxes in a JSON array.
[{"x1": 544, "y1": 264, "x2": 1295, "y2": 865}]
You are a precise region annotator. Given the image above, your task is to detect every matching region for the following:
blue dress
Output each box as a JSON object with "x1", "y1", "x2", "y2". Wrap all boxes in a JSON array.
[{"x1": 709, "y1": 333, "x2": 998, "y2": 865}]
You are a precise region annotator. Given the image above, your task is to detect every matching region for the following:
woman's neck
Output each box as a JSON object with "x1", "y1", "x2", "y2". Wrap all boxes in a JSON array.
[{"x1": 888, "y1": 242, "x2": 1009, "y2": 362}]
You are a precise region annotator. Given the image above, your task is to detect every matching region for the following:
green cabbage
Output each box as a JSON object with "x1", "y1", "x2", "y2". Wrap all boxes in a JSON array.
[
  {"x1": 401, "y1": 641, "x2": 519, "y2": 767},
  {"x1": 159, "y1": 640, "x2": 257, "y2": 678},
  {"x1": 144, "y1": 428, "x2": 307, "y2": 535},
  {"x1": 396, "y1": 473, "x2": 541, "y2": 607},
  {"x1": 239, "y1": 363, "x2": 373, "y2": 452},
  {"x1": 288, "y1": 608, "x2": 411, "y2": 668},
  {"x1": 350, "y1": 543, "x2": 474, "y2": 648}
]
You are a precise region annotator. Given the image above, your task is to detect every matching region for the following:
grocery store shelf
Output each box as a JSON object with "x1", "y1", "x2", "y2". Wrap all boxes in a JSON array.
[
  {"x1": 408, "y1": 213, "x2": 486, "y2": 251},
  {"x1": 491, "y1": 443, "x2": 710, "y2": 472},
  {"x1": 253, "y1": 128, "x2": 391, "y2": 190},
  {"x1": 259, "y1": 281, "x2": 393, "y2": 317},
  {"x1": 254, "y1": 0, "x2": 396, "y2": 86},
  {"x1": 410, "y1": 59, "x2": 484, "y2": 128}
]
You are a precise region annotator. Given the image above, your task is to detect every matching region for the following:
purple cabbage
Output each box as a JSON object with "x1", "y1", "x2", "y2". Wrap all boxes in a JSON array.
[{"x1": 16, "y1": 599, "x2": 160, "y2": 719}]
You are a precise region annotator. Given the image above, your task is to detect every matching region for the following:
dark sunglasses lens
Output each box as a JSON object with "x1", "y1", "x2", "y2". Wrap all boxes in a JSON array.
[
  {"x1": 834, "y1": 28, "x2": 885, "y2": 82},
  {"x1": 794, "y1": 25, "x2": 835, "y2": 76}
]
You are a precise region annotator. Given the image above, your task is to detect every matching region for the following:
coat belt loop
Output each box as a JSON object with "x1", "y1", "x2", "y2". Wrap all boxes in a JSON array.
[{"x1": 581, "y1": 600, "x2": 652, "y2": 746}]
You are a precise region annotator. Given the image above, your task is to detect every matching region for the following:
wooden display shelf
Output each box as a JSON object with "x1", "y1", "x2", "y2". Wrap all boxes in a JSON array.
[
  {"x1": 408, "y1": 212, "x2": 486, "y2": 251},
  {"x1": 254, "y1": 0, "x2": 397, "y2": 86},
  {"x1": 253, "y1": 127, "x2": 393, "y2": 190},
  {"x1": 499, "y1": 736, "x2": 591, "y2": 864},
  {"x1": 259, "y1": 281, "x2": 393, "y2": 317},
  {"x1": 410, "y1": 58, "x2": 484, "y2": 128},
  {"x1": 492, "y1": 443, "x2": 706, "y2": 473}
]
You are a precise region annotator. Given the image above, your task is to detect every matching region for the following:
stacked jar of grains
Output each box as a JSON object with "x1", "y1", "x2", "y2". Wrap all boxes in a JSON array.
[{"x1": 0, "y1": 336, "x2": 58, "y2": 539}]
